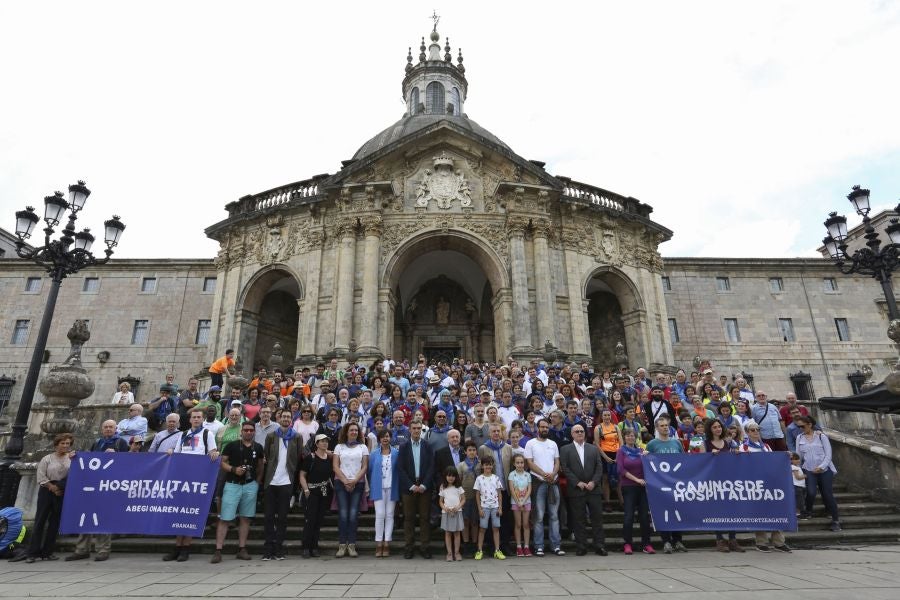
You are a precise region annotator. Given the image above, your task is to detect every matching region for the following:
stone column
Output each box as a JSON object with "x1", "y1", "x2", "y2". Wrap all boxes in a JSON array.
[
  {"x1": 297, "y1": 231, "x2": 324, "y2": 363},
  {"x1": 333, "y1": 218, "x2": 357, "y2": 354},
  {"x1": 506, "y1": 216, "x2": 533, "y2": 353},
  {"x1": 532, "y1": 219, "x2": 557, "y2": 347},
  {"x1": 357, "y1": 217, "x2": 383, "y2": 356},
  {"x1": 563, "y1": 246, "x2": 591, "y2": 361}
]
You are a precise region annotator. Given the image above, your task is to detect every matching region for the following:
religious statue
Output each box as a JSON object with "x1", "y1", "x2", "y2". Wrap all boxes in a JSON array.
[{"x1": 436, "y1": 296, "x2": 450, "y2": 325}]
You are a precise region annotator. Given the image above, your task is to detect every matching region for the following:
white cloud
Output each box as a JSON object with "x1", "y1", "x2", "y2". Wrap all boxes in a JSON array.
[{"x1": 0, "y1": 1, "x2": 898, "y2": 260}]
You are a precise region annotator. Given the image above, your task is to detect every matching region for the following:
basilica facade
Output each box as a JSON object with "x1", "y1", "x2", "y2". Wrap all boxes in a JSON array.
[
  {"x1": 1, "y1": 26, "x2": 897, "y2": 414},
  {"x1": 204, "y1": 28, "x2": 673, "y2": 373}
]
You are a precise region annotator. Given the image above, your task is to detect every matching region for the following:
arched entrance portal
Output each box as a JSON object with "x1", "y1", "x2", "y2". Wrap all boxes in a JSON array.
[
  {"x1": 237, "y1": 267, "x2": 302, "y2": 372},
  {"x1": 585, "y1": 268, "x2": 645, "y2": 372},
  {"x1": 383, "y1": 232, "x2": 508, "y2": 362}
]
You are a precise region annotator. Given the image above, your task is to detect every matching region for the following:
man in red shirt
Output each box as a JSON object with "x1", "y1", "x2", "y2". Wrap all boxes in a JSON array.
[{"x1": 779, "y1": 392, "x2": 808, "y2": 423}]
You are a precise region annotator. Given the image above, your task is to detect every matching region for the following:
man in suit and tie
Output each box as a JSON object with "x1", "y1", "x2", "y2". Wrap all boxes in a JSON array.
[
  {"x1": 559, "y1": 423, "x2": 608, "y2": 556},
  {"x1": 398, "y1": 421, "x2": 435, "y2": 559}
]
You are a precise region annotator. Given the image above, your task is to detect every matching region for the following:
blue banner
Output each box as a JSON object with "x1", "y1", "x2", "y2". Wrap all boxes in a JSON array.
[
  {"x1": 60, "y1": 452, "x2": 219, "y2": 536},
  {"x1": 642, "y1": 453, "x2": 797, "y2": 531}
]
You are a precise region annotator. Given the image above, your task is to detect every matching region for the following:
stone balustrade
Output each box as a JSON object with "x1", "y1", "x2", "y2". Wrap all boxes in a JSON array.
[
  {"x1": 557, "y1": 176, "x2": 653, "y2": 218},
  {"x1": 225, "y1": 174, "x2": 330, "y2": 218}
]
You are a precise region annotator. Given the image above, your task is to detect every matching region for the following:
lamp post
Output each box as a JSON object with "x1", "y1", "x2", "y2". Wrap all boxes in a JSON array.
[
  {"x1": 0, "y1": 180, "x2": 125, "y2": 508},
  {"x1": 822, "y1": 185, "x2": 900, "y2": 321}
]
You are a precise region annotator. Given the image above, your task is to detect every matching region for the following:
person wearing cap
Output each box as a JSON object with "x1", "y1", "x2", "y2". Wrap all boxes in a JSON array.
[
  {"x1": 128, "y1": 435, "x2": 144, "y2": 452},
  {"x1": 646, "y1": 386, "x2": 676, "y2": 437},
  {"x1": 147, "y1": 387, "x2": 178, "y2": 430},
  {"x1": 426, "y1": 375, "x2": 445, "y2": 406},
  {"x1": 299, "y1": 433, "x2": 334, "y2": 557},
  {"x1": 116, "y1": 403, "x2": 148, "y2": 439},
  {"x1": 208, "y1": 349, "x2": 236, "y2": 388},
  {"x1": 261, "y1": 409, "x2": 303, "y2": 560},
  {"x1": 197, "y1": 386, "x2": 223, "y2": 420}
]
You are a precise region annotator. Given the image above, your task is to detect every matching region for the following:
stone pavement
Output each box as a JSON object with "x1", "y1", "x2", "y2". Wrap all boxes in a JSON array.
[{"x1": 3, "y1": 545, "x2": 900, "y2": 599}]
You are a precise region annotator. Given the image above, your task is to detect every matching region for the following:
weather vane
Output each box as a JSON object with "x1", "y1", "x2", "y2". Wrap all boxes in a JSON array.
[{"x1": 431, "y1": 10, "x2": 440, "y2": 32}]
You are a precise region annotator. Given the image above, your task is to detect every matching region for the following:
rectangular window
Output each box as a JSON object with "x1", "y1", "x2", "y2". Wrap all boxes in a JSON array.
[
  {"x1": 769, "y1": 277, "x2": 784, "y2": 293},
  {"x1": 778, "y1": 318, "x2": 796, "y2": 342},
  {"x1": 82, "y1": 277, "x2": 100, "y2": 293},
  {"x1": 196, "y1": 319, "x2": 211, "y2": 345},
  {"x1": 724, "y1": 318, "x2": 741, "y2": 342},
  {"x1": 131, "y1": 320, "x2": 149, "y2": 345},
  {"x1": 141, "y1": 277, "x2": 157, "y2": 293},
  {"x1": 202, "y1": 277, "x2": 217, "y2": 293},
  {"x1": 661, "y1": 276, "x2": 671, "y2": 291},
  {"x1": 824, "y1": 277, "x2": 838, "y2": 292},
  {"x1": 716, "y1": 276, "x2": 731, "y2": 292},
  {"x1": 835, "y1": 318, "x2": 850, "y2": 341},
  {"x1": 668, "y1": 318, "x2": 680, "y2": 343},
  {"x1": 25, "y1": 277, "x2": 42, "y2": 293},
  {"x1": 0, "y1": 376, "x2": 14, "y2": 416},
  {"x1": 11, "y1": 320, "x2": 30, "y2": 345}
]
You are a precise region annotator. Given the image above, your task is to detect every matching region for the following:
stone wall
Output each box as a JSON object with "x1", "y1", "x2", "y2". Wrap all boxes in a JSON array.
[
  {"x1": 0, "y1": 259, "x2": 216, "y2": 424},
  {"x1": 663, "y1": 257, "x2": 899, "y2": 398}
]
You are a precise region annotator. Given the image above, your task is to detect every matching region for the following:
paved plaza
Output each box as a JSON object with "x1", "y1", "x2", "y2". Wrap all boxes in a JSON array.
[{"x1": 2, "y1": 545, "x2": 900, "y2": 599}]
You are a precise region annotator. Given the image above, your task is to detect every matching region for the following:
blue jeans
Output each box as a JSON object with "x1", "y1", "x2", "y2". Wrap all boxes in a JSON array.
[
  {"x1": 533, "y1": 481, "x2": 561, "y2": 550},
  {"x1": 804, "y1": 468, "x2": 839, "y2": 523},
  {"x1": 335, "y1": 481, "x2": 364, "y2": 544}
]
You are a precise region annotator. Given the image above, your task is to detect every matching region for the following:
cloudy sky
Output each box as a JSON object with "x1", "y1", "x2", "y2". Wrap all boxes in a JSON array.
[{"x1": 1, "y1": 1, "x2": 899, "y2": 259}]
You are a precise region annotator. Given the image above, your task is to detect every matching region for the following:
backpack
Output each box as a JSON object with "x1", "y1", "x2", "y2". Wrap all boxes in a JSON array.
[{"x1": 0, "y1": 507, "x2": 25, "y2": 558}]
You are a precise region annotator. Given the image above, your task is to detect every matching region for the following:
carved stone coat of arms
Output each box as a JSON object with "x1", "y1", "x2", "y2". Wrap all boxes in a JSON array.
[{"x1": 415, "y1": 152, "x2": 472, "y2": 209}]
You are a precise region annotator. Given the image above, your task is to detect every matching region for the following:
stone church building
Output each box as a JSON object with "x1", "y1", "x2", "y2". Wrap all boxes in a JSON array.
[{"x1": 0, "y1": 26, "x2": 896, "y2": 413}]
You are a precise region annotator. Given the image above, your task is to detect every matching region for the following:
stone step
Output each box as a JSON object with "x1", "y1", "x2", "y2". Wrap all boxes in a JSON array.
[
  {"x1": 55, "y1": 526, "x2": 900, "y2": 555},
  {"x1": 230, "y1": 500, "x2": 899, "y2": 525}
]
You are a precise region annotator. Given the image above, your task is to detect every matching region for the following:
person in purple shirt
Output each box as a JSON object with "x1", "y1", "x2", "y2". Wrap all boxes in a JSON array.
[{"x1": 616, "y1": 428, "x2": 654, "y2": 555}]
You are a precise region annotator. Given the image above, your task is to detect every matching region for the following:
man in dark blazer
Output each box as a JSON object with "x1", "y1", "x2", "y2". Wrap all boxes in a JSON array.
[
  {"x1": 262, "y1": 410, "x2": 304, "y2": 560},
  {"x1": 433, "y1": 429, "x2": 464, "y2": 486},
  {"x1": 398, "y1": 421, "x2": 435, "y2": 558},
  {"x1": 559, "y1": 423, "x2": 608, "y2": 556}
]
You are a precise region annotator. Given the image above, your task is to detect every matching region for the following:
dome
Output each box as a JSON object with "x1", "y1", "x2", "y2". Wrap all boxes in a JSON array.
[{"x1": 351, "y1": 114, "x2": 512, "y2": 161}]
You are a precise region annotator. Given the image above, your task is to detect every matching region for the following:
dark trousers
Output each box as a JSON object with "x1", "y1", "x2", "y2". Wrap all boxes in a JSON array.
[
  {"x1": 569, "y1": 490, "x2": 605, "y2": 549},
  {"x1": 804, "y1": 469, "x2": 839, "y2": 522},
  {"x1": 263, "y1": 484, "x2": 292, "y2": 555},
  {"x1": 28, "y1": 487, "x2": 62, "y2": 558},
  {"x1": 402, "y1": 492, "x2": 431, "y2": 550},
  {"x1": 301, "y1": 488, "x2": 330, "y2": 550},
  {"x1": 621, "y1": 485, "x2": 650, "y2": 546},
  {"x1": 660, "y1": 530, "x2": 683, "y2": 544},
  {"x1": 210, "y1": 373, "x2": 224, "y2": 387}
]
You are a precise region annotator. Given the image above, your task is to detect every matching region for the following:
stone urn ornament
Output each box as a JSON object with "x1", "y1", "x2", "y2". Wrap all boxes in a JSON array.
[{"x1": 38, "y1": 320, "x2": 95, "y2": 442}]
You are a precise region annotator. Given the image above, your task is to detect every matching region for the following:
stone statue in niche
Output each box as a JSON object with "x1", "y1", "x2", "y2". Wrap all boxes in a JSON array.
[
  {"x1": 464, "y1": 297, "x2": 477, "y2": 320},
  {"x1": 414, "y1": 152, "x2": 472, "y2": 209},
  {"x1": 435, "y1": 296, "x2": 450, "y2": 325}
]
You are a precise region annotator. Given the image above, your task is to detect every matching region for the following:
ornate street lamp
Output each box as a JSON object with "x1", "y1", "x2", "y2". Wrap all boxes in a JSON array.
[
  {"x1": 822, "y1": 185, "x2": 900, "y2": 320},
  {"x1": 0, "y1": 180, "x2": 125, "y2": 507}
]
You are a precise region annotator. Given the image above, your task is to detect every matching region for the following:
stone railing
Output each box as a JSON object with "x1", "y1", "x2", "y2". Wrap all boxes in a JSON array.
[
  {"x1": 556, "y1": 176, "x2": 653, "y2": 218},
  {"x1": 225, "y1": 174, "x2": 330, "y2": 218}
]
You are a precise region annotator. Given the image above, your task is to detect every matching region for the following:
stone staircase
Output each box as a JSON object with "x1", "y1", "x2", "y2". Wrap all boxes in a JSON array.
[{"x1": 56, "y1": 484, "x2": 900, "y2": 556}]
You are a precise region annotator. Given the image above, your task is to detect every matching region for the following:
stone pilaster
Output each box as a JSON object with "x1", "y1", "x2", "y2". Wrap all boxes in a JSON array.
[
  {"x1": 332, "y1": 218, "x2": 357, "y2": 354},
  {"x1": 532, "y1": 218, "x2": 556, "y2": 347},
  {"x1": 296, "y1": 231, "x2": 323, "y2": 363},
  {"x1": 563, "y1": 242, "x2": 591, "y2": 360},
  {"x1": 357, "y1": 217, "x2": 383, "y2": 357},
  {"x1": 506, "y1": 215, "x2": 533, "y2": 352}
]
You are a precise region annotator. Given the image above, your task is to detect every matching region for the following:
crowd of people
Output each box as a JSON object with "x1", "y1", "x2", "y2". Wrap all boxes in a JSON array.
[{"x1": 13, "y1": 353, "x2": 841, "y2": 563}]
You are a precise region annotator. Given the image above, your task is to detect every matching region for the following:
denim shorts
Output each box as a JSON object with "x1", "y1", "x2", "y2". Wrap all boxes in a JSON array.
[
  {"x1": 221, "y1": 481, "x2": 258, "y2": 521},
  {"x1": 479, "y1": 506, "x2": 501, "y2": 529}
]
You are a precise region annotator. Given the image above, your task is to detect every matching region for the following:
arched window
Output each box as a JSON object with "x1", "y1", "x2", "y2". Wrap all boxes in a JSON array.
[
  {"x1": 409, "y1": 88, "x2": 420, "y2": 115},
  {"x1": 426, "y1": 82, "x2": 445, "y2": 115},
  {"x1": 450, "y1": 87, "x2": 461, "y2": 116}
]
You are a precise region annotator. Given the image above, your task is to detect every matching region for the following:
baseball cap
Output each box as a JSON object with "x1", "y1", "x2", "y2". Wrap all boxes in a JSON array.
[
  {"x1": 208, "y1": 385, "x2": 222, "y2": 392},
  {"x1": 314, "y1": 433, "x2": 329, "y2": 443},
  {"x1": 230, "y1": 399, "x2": 243, "y2": 406}
]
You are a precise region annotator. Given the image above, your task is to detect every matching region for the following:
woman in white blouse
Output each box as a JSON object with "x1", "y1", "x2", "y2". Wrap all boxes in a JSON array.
[
  {"x1": 332, "y1": 422, "x2": 369, "y2": 558},
  {"x1": 111, "y1": 382, "x2": 134, "y2": 405}
]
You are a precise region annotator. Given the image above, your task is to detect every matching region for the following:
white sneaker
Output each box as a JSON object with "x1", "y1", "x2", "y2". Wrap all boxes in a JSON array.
[{"x1": 335, "y1": 544, "x2": 347, "y2": 558}]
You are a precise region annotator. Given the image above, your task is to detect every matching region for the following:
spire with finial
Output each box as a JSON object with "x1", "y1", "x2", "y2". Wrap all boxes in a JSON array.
[
  {"x1": 457, "y1": 48, "x2": 465, "y2": 73},
  {"x1": 402, "y1": 15, "x2": 468, "y2": 117}
]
